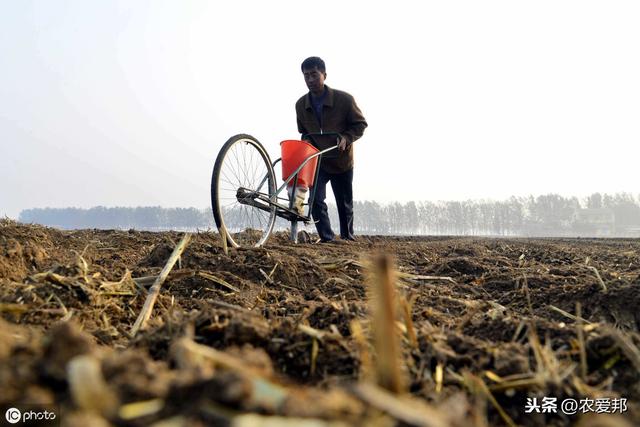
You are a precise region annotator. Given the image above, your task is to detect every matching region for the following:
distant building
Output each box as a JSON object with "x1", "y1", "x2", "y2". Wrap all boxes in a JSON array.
[{"x1": 572, "y1": 208, "x2": 615, "y2": 236}]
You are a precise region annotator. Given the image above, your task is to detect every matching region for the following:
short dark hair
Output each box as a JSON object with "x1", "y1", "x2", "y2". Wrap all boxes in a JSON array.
[{"x1": 301, "y1": 56, "x2": 326, "y2": 73}]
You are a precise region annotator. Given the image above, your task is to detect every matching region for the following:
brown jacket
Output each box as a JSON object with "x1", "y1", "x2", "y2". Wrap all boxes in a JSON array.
[{"x1": 295, "y1": 85, "x2": 367, "y2": 173}]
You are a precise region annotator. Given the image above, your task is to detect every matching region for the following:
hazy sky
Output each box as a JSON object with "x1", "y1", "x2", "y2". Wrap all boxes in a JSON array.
[{"x1": 1, "y1": 1, "x2": 639, "y2": 219}]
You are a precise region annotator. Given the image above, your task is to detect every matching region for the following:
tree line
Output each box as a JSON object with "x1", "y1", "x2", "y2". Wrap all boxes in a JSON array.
[
  {"x1": 19, "y1": 206, "x2": 209, "y2": 230},
  {"x1": 18, "y1": 192, "x2": 640, "y2": 237}
]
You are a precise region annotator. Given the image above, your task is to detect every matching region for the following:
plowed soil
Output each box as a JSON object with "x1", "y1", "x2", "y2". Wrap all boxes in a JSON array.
[{"x1": 1, "y1": 219, "x2": 640, "y2": 426}]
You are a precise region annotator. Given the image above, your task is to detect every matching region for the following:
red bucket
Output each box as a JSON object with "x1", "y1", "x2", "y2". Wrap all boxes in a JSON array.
[{"x1": 280, "y1": 140, "x2": 319, "y2": 188}]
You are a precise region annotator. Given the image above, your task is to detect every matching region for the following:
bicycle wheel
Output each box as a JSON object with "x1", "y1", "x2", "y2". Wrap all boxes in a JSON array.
[{"x1": 211, "y1": 134, "x2": 277, "y2": 247}]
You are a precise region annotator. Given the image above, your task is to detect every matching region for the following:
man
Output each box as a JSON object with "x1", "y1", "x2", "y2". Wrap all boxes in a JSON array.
[{"x1": 295, "y1": 56, "x2": 368, "y2": 242}]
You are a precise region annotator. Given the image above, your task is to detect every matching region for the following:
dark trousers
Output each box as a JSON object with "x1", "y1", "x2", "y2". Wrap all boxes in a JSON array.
[{"x1": 311, "y1": 168, "x2": 354, "y2": 241}]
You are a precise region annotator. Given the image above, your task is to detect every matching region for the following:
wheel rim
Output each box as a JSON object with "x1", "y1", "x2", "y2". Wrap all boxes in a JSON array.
[{"x1": 215, "y1": 138, "x2": 275, "y2": 247}]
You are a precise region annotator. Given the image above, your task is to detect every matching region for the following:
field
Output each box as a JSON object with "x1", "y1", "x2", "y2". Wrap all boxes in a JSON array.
[{"x1": 1, "y1": 219, "x2": 639, "y2": 426}]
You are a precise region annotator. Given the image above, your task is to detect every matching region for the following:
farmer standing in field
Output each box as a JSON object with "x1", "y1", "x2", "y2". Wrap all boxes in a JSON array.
[{"x1": 295, "y1": 56, "x2": 368, "y2": 243}]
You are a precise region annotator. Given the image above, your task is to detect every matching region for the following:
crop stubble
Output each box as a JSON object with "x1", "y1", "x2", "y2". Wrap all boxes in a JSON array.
[{"x1": 1, "y1": 219, "x2": 639, "y2": 426}]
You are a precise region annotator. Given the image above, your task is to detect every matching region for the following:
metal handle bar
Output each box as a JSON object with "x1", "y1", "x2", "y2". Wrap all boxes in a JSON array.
[
  {"x1": 270, "y1": 132, "x2": 341, "y2": 169},
  {"x1": 260, "y1": 141, "x2": 338, "y2": 197},
  {"x1": 258, "y1": 132, "x2": 345, "y2": 198},
  {"x1": 276, "y1": 145, "x2": 336, "y2": 194}
]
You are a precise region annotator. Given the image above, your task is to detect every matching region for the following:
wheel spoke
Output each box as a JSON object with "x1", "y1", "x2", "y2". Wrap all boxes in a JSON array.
[{"x1": 226, "y1": 147, "x2": 243, "y2": 185}]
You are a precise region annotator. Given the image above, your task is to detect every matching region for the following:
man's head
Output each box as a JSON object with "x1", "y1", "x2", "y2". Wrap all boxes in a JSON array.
[{"x1": 301, "y1": 56, "x2": 326, "y2": 95}]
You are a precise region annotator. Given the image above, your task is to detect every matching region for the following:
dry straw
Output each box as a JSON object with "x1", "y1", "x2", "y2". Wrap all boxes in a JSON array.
[
  {"x1": 368, "y1": 253, "x2": 405, "y2": 394},
  {"x1": 131, "y1": 233, "x2": 192, "y2": 336}
]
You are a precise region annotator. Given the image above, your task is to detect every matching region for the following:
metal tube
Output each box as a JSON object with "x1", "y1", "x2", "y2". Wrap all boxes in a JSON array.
[{"x1": 276, "y1": 146, "x2": 337, "y2": 195}]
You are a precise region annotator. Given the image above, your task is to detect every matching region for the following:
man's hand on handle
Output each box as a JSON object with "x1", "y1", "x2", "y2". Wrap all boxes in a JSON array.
[{"x1": 337, "y1": 135, "x2": 347, "y2": 151}]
